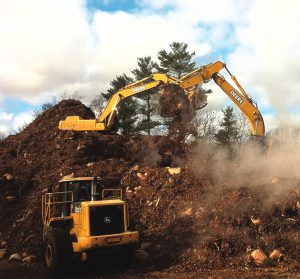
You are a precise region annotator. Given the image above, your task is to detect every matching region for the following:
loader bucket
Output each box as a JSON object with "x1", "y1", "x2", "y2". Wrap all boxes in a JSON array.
[{"x1": 59, "y1": 116, "x2": 105, "y2": 131}]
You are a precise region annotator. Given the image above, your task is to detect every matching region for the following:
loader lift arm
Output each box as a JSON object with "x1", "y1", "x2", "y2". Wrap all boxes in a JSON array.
[
  {"x1": 178, "y1": 61, "x2": 265, "y2": 137},
  {"x1": 59, "y1": 61, "x2": 265, "y2": 137}
]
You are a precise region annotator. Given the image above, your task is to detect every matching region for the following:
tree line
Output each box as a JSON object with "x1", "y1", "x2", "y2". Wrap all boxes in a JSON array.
[
  {"x1": 91, "y1": 42, "x2": 199, "y2": 135},
  {"x1": 90, "y1": 42, "x2": 249, "y2": 150},
  {"x1": 0, "y1": 42, "x2": 251, "y2": 158}
]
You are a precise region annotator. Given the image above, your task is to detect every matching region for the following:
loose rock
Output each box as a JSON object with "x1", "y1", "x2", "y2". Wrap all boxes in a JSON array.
[
  {"x1": 135, "y1": 249, "x2": 149, "y2": 262},
  {"x1": 9, "y1": 253, "x2": 22, "y2": 261},
  {"x1": 251, "y1": 249, "x2": 268, "y2": 266},
  {"x1": 136, "y1": 173, "x2": 146, "y2": 180},
  {"x1": 22, "y1": 255, "x2": 36, "y2": 264},
  {"x1": 141, "y1": 242, "x2": 151, "y2": 251},
  {"x1": 3, "y1": 174, "x2": 13, "y2": 180},
  {"x1": 166, "y1": 167, "x2": 181, "y2": 175},
  {"x1": 269, "y1": 249, "x2": 284, "y2": 262},
  {"x1": 180, "y1": 207, "x2": 193, "y2": 217},
  {"x1": 126, "y1": 187, "x2": 134, "y2": 199},
  {"x1": 132, "y1": 165, "x2": 140, "y2": 171},
  {"x1": 250, "y1": 216, "x2": 261, "y2": 225},
  {"x1": 6, "y1": 196, "x2": 16, "y2": 202},
  {"x1": 0, "y1": 249, "x2": 6, "y2": 259},
  {"x1": 134, "y1": 186, "x2": 143, "y2": 198}
]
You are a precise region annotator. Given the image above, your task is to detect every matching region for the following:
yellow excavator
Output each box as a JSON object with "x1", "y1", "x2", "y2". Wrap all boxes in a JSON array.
[{"x1": 59, "y1": 61, "x2": 265, "y2": 137}]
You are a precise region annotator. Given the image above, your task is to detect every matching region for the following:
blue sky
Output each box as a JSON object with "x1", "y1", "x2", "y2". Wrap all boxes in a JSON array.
[
  {"x1": 3, "y1": 98, "x2": 39, "y2": 115},
  {"x1": 0, "y1": 0, "x2": 299, "y2": 134},
  {"x1": 1, "y1": 0, "x2": 141, "y2": 129},
  {"x1": 87, "y1": 0, "x2": 138, "y2": 12}
]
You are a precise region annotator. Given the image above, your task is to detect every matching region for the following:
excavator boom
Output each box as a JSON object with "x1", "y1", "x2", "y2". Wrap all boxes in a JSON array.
[{"x1": 59, "y1": 74, "x2": 177, "y2": 131}]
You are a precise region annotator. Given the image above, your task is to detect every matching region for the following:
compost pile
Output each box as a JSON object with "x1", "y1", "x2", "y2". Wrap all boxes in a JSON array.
[{"x1": 0, "y1": 100, "x2": 299, "y2": 272}]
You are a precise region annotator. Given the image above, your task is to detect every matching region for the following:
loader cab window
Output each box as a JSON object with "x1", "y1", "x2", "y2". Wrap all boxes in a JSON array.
[
  {"x1": 58, "y1": 180, "x2": 103, "y2": 213},
  {"x1": 72, "y1": 182, "x2": 90, "y2": 202},
  {"x1": 60, "y1": 181, "x2": 90, "y2": 202}
]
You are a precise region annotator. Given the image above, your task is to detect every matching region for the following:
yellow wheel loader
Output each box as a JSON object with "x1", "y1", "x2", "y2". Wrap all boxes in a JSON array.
[{"x1": 41, "y1": 176, "x2": 139, "y2": 274}]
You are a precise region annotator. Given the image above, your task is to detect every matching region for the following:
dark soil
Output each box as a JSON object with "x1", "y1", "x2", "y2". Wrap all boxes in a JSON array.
[{"x1": 0, "y1": 100, "x2": 299, "y2": 277}]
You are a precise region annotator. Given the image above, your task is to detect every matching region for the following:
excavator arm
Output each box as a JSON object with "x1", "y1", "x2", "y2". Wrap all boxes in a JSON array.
[
  {"x1": 59, "y1": 74, "x2": 177, "y2": 131},
  {"x1": 212, "y1": 72, "x2": 265, "y2": 137},
  {"x1": 178, "y1": 61, "x2": 265, "y2": 137}
]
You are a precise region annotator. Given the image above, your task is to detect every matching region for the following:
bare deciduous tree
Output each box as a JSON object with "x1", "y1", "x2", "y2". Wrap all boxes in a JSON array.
[
  {"x1": 0, "y1": 132, "x2": 7, "y2": 142},
  {"x1": 236, "y1": 111, "x2": 251, "y2": 144},
  {"x1": 89, "y1": 94, "x2": 105, "y2": 118},
  {"x1": 192, "y1": 110, "x2": 221, "y2": 142}
]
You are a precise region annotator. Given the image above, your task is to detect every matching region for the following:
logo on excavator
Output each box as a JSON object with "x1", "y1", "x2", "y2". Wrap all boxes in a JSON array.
[
  {"x1": 104, "y1": 217, "x2": 111, "y2": 224},
  {"x1": 132, "y1": 86, "x2": 146, "y2": 93},
  {"x1": 229, "y1": 90, "x2": 244, "y2": 105}
]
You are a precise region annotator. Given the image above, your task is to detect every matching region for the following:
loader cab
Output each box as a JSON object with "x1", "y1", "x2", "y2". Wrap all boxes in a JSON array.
[
  {"x1": 58, "y1": 177, "x2": 103, "y2": 216},
  {"x1": 58, "y1": 177, "x2": 103, "y2": 202}
]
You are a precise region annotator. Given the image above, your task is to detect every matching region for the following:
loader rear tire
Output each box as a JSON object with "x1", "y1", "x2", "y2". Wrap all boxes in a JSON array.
[{"x1": 42, "y1": 228, "x2": 73, "y2": 274}]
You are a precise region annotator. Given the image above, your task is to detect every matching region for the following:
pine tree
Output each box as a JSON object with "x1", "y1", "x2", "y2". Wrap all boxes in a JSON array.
[
  {"x1": 102, "y1": 74, "x2": 139, "y2": 135},
  {"x1": 157, "y1": 42, "x2": 196, "y2": 78},
  {"x1": 131, "y1": 56, "x2": 161, "y2": 135},
  {"x1": 214, "y1": 106, "x2": 239, "y2": 156}
]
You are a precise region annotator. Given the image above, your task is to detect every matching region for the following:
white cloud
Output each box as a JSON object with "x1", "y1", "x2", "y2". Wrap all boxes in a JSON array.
[
  {"x1": 202, "y1": 83, "x2": 227, "y2": 110},
  {"x1": 0, "y1": 0, "x2": 245, "y2": 105},
  {"x1": 227, "y1": 0, "x2": 300, "y2": 124},
  {"x1": 0, "y1": 111, "x2": 34, "y2": 134},
  {"x1": 90, "y1": 10, "x2": 210, "y2": 78},
  {"x1": 0, "y1": 112, "x2": 14, "y2": 122},
  {"x1": 0, "y1": 0, "x2": 94, "y2": 102},
  {"x1": 138, "y1": 0, "x2": 252, "y2": 23},
  {"x1": 0, "y1": 0, "x2": 299, "y2": 132},
  {"x1": 0, "y1": 112, "x2": 14, "y2": 133},
  {"x1": 12, "y1": 112, "x2": 34, "y2": 132}
]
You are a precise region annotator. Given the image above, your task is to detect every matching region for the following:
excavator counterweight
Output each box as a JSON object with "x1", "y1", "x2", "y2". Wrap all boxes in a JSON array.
[{"x1": 59, "y1": 116, "x2": 106, "y2": 131}]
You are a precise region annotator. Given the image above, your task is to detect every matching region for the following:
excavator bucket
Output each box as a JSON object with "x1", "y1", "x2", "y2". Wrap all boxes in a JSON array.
[
  {"x1": 59, "y1": 116, "x2": 105, "y2": 131},
  {"x1": 187, "y1": 90, "x2": 208, "y2": 111},
  {"x1": 159, "y1": 84, "x2": 190, "y2": 117}
]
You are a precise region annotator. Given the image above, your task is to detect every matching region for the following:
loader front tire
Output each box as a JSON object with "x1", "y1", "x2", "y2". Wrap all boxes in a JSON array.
[{"x1": 43, "y1": 228, "x2": 73, "y2": 274}]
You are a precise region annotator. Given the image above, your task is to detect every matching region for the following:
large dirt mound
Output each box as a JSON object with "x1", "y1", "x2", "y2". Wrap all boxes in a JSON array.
[
  {"x1": 0, "y1": 100, "x2": 186, "y2": 257},
  {"x1": 0, "y1": 100, "x2": 299, "y2": 272},
  {"x1": 123, "y1": 168, "x2": 300, "y2": 270}
]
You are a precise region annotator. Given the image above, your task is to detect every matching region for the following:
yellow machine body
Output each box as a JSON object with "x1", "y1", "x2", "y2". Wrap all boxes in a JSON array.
[
  {"x1": 42, "y1": 177, "x2": 139, "y2": 254},
  {"x1": 70, "y1": 200, "x2": 138, "y2": 252}
]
